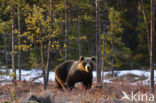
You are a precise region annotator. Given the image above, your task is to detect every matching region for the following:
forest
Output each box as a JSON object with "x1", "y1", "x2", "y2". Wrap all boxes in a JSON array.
[
  {"x1": 0, "y1": 0, "x2": 155, "y2": 70},
  {"x1": 0, "y1": 0, "x2": 156, "y2": 103}
]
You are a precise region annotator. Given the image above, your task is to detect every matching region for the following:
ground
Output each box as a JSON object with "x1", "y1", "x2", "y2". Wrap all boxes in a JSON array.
[
  {"x1": 0, "y1": 80, "x2": 156, "y2": 103},
  {"x1": 0, "y1": 69, "x2": 156, "y2": 103}
]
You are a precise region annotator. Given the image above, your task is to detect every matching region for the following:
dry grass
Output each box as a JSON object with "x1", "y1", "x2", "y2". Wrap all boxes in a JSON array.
[
  {"x1": 108, "y1": 73, "x2": 148, "y2": 83},
  {"x1": 0, "y1": 81, "x2": 156, "y2": 103}
]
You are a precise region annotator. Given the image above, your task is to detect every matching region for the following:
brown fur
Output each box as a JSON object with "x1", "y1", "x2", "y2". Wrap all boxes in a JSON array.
[{"x1": 54, "y1": 56, "x2": 95, "y2": 90}]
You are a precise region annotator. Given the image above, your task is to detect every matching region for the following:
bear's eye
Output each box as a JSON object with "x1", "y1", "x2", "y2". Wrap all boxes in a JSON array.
[{"x1": 82, "y1": 63, "x2": 86, "y2": 66}]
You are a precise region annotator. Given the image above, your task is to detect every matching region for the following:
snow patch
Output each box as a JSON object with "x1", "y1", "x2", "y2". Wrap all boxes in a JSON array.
[{"x1": 0, "y1": 69, "x2": 156, "y2": 85}]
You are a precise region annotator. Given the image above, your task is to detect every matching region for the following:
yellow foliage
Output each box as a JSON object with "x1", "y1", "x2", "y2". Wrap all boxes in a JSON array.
[
  {"x1": 52, "y1": 44, "x2": 54, "y2": 48},
  {"x1": 14, "y1": 45, "x2": 18, "y2": 50},
  {"x1": 56, "y1": 44, "x2": 60, "y2": 49},
  {"x1": 80, "y1": 36, "x2": 87, "y2": 40},
  {"x1": 64, "y1": 44, "x2": 67, "y2": 48},
  {"x1": 23, "y1": 40, "x2": 27, "y2": 43},
  {"x1": 14, "y1": 29, "x2": 19, "y2": 34}
]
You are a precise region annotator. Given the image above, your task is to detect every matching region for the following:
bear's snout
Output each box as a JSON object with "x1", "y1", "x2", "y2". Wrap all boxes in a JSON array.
[
  {"x1": 85, "y1": 63, "x2": 91, "y2": 71},
  {"x1": 87, "y1": 66, "x2": 90, "y2": 69}
]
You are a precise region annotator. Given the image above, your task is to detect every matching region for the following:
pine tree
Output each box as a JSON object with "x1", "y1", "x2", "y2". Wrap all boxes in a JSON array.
[
  {"x1": 11, "y1": 0, "x2": 16, "y2": 84},
  {"x1": 44, "y1": 0, "x2": 53, "y2": 90},
  {"x1": 77, "y1": 12, "x2": 81, "y2": 57},
  {"x1": 150, "y1": 0, "x2": 155, "y2": 93},
  {"x1": 18, "y1": 0, "x2": 22, "y2": 81},
  {"x1": 102, "y1": 7, "x2": 132, "y2": 71},
  {"x1": 24, "y1": 5, "x2": 50, "y2": 75},
  {"x1": 95, "y1": 0, "x2": 102, "y2": 84},
  {"x1": 65, "y1": 0, "x2": 69, "y2": 61}
]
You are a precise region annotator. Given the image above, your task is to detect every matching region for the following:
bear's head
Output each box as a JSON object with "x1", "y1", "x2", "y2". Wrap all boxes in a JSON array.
[{"x1": 78, "y1": 56, "x2": 96, "y2": 72}]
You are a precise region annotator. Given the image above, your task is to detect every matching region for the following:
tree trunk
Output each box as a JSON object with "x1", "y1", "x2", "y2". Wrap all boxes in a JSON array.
[
  {"x1": 55, "y1": 45, "x2": 58, "y2": 64},
  {"x1": 11, "y1": 0, "x2": 16, "y2": 84},
  {"x1": 44, "y1": 0, "x2": 53, "y2": 90},
  {"x1": 40, "y1": 41, "x2": 45, "y2": 85},
  {"x1": 41, "y1": 40, "x2": 46, "y2": 91},
  {"x1": 102, "y1": 31, "x2": 106, "y2": 83},
  {"x1": 95, "y1": 0, "x2": 101, "y2": 84},
  {"x1": 18, "y1": 0, "x2": 22, "y2": 81},
  {"x1": 3, "y1": 34, "x2": 8, "y2": 69},
  {"x1": 140, "y1": 0, "x2": 150, "y2": 53},
  {"x1": 111, "y1": 43, "x2": 114, "y2": 77},
  {"x1": 150, "y1": 0, "x2": 155, "y2": 93},
  {"x1": 77, "y1": 12, "x2": 81, "y2": 57},
  {"x1": 65, "y1": 0, "x2": 69, "y2": 61}
]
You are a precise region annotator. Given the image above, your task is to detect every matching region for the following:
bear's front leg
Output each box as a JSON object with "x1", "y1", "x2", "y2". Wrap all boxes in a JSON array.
[
  {"x1": 83, "y1": 78, "x2": 92, "y2": 90},
  {"x1": 65, "y1": 82, "x2": 75, "y2": 90},
  {"x1": 66, "y1": 75, "x2": 76, "y2": 90}
]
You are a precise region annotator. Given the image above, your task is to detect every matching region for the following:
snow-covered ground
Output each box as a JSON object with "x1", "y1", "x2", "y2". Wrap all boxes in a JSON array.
[
  {"x1": 0, "y1": 68, "x2": 156, "y2": 86},
  {"x1": 0, "y1": 69, "x2": 55, "y2": 84}
]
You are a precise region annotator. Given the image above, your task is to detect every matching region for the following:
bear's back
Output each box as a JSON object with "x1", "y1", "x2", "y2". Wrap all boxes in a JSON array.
[{"x1": 55, "y1": 60, "x2": 75, "y2": 74}]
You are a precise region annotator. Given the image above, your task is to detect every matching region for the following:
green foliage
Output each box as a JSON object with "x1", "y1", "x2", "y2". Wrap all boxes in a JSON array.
[
  {"x1": 24, "y1": 5, "x2": 49, "y2": 44},
  {"x1": 0, "y1": 0, "x2": 153, "y2": 70},
  {"x1": 101, "y1": 7, "x2": 132, "y2": 69},
  {"x1": 134, "y1": 0, "x2": 150, "y2": 67},
  {"x1": 108, "y1": 8, "x2": 123, "y2": 33},
  {"x1": 0, "y1": 20, "x2": 12, "y2": 34},
  {"x1": 28, "y1": 46, "x2": 41, "y2": 69}
]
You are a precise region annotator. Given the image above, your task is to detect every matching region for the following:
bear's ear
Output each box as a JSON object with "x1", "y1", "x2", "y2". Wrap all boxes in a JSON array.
[
  {"x1": 91, "y1": 56, "x2": 96, "y2": 62},
  {"x1": 79, "y1": 56, "x2": 84, "y2": 62}
]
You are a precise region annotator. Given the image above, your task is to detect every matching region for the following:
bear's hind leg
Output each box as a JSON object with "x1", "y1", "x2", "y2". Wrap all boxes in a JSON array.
[
  {"x1": 54, "y1": 78, "x2": 62, "y2": 89},
  {"x1": 55, "y1": 74, "x2": 67, "y2": 90}
]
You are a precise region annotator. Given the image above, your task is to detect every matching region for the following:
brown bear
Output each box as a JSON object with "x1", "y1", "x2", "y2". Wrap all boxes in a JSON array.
[{"x1": 54, "y1": 56, "x2": 95, "y2": 90}]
